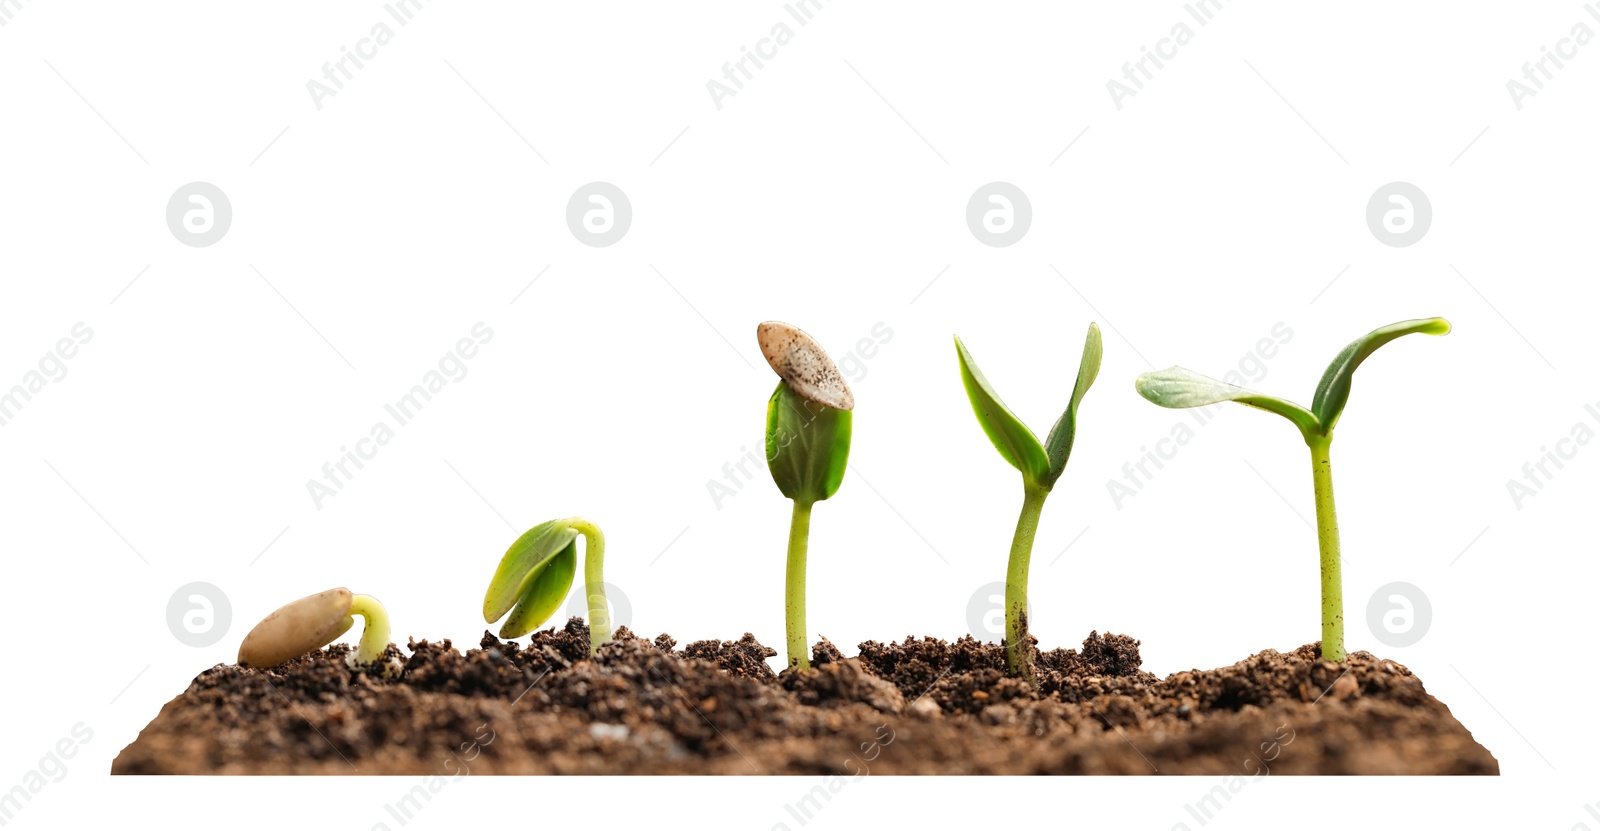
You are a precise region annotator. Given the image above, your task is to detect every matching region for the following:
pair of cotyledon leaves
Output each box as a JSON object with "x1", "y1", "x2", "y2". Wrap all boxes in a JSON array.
[
  {"x1": 1135, "y1": 317, "x2": 1451, "y2": 443},
  {"x1": 959, "y1": 317, "x2": 1449, "y2": 484},
  {"x1": 956, "y1": 322, "x2": 1103, "y2": 491},
  {"x1": 483, "y1": 519, "x2": 581, "y2": 639},
  {"x1": 765, "y1": 381, "x2": 852, "y2": 506}
]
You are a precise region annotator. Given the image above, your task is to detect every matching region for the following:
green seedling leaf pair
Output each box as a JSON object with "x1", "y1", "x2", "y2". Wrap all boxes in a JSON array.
[
  {"x1": 1135, "y1": 318, "x2": 1451, "y2": 444},
  {"x1": 483, "y1": 517, "x2": 610, "y2": 655},
  {"x1": 766, "y1": 382, "x2": 852, "y2": 507},
  {"x1": 760, "y1": 321, "x2": 853, "y2": 670},
  {"x1": 1136, "y1": 317, "x2": 1451, "y2": 662},
  {"x1": 957, "y1": 326, "x2": 1103, "y2": 491},
  {"x1": 955, "y1": 323, "x2": 1103, "y2": 682}
]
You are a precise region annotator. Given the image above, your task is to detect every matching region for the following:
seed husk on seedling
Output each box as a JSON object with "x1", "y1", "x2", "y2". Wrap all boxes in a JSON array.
[
  {"x1": 1135, "y1": 317, "x2": 1451, "y2": 662},
  {"x1": 954, "y1": 323, "x2": 1102, "y2": 683},
  {"x1": 759, "y1": 321, "x2": 853, "y2": 671},
  {"x1": 484, "y1": 517, "x2": 611, "y2": 656},
  {"x1": 237, "y1": 587, "x2": 393, "y2": 670}
]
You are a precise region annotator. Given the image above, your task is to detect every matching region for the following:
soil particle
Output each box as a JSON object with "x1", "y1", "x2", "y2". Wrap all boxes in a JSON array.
[
  {"x1": 681, "y1": 632, "x2": 778, "y2": 682},
  {"x1": 112, "y1": 623, "x2": 1497, "y2": 775},
  {"x1": 781, "y1": 658, "x2": 905, "y2": 714}
]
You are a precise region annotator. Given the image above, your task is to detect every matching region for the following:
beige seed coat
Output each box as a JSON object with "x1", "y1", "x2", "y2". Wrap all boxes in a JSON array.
[
  {"x1": 237, "y1": 587, "x2": 355, "y2": 668},
  {"x1": 756, "y1": 321, "x2": 854, "y2": 410}
]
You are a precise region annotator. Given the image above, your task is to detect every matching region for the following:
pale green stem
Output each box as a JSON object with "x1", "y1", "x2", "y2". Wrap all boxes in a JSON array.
[
  {"x1": 1005, "y1": 481, "x2": 1050, "y2": 682},
  {"x1": 785, "y1": 500, "x2": 814, "y2": 670},
  {"x1": 566, "y1": 518, "x2": 610, "y2": 656},
  {"x1": 346, "y1": 594, "x2": 390, "y2": 666},
  {"x1": 1307, "y1": 437, "x2": 1345, "y2": 662}
]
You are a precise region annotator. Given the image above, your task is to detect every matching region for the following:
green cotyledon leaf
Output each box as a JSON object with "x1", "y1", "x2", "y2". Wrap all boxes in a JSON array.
[
  {"x1": 498, "y1": 538, "x2": 577, "y2": 638},
  {"x1": 1135, "y1": 366, "x2": 1322, "y2": 441},
  {"x1": 766, "y1": 380, "x2": 852, "y2": 505},
  {"x1": 954, "y1": 336, "x2": 1050, "y2": 486},
  {"x1": 1041, "y1": 322, "x2": 1103, "y2": 488},
  {"x1": 484, "y1": 520, "x2": 579, "y2": 630},
  {"x1": 1310, "y1": 317, "x2": 1451, "y2": 432}
]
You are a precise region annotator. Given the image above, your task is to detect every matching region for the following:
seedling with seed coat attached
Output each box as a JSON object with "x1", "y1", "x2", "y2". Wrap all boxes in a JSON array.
[
  {"x1": 238, "y1": 588, "x2": 393, "y2": 670},
  {"x1": 759, "y1": 321, "x2": 853, "y2": 671}
]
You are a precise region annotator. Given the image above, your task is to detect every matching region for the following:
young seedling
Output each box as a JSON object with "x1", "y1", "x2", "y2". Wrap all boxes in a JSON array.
[
  {"x1": 237, "y1": 587, "x2": 392, "y2": 670},
  {"x1": 1135, "y1": 317, "x2": 1451, "y2": 662},
  {"x1": 483, "y1": 517, "x2": 610, "y2": 656},
  {"x1": 954, "y1": 323, "x2": 1102, "y2": 682},
  {"x1": 758, "y1": 321, "x2": 853, "y2": 671}
]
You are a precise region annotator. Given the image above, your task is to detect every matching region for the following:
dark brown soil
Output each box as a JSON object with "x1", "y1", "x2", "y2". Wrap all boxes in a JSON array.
[{"x1": 111, "y1": 620, "x2": 1497, "y2": 774}]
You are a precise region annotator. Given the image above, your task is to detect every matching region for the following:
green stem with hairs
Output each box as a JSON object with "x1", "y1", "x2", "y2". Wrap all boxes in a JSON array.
[
  {"x1": 1307, "y1": 437, "x2": 1345, "y2": 662},
  {"x1": 567, "y1": 517, "x2": 610, "y2": 656},
  {"x1": 785, "y1": 500, "x2": 814, "y2": 670},
  {"x1": 1005, "y1": 481, "x2": 1050, "y2": 681}
]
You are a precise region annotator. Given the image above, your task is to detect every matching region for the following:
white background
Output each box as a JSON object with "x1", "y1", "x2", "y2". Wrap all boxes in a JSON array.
[{"x1": 1, "y1": 1, "x2": 1595, "y2": 828}]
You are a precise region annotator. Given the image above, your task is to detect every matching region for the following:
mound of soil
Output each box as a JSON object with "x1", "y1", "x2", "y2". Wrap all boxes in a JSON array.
[{"x1": 111, "y1": 620, "x2": 1497, "y2": 774}]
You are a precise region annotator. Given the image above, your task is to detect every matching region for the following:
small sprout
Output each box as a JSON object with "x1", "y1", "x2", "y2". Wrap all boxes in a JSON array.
[
  {"x1": 237, "y1": 587, "x2": 393, "y2": 670},
  {"x1": 1136, "y1": 317, "x2": 1451, "y2": 662},
  {"x1": 954, "y1": 323, "x2": 1102, "y2": 683},
  {"x1": 759, "y1": 321, "x2": 853, "y2": 671},
  {"x1": 484, "y1": 517, "x2": 610, "y2": 656}
]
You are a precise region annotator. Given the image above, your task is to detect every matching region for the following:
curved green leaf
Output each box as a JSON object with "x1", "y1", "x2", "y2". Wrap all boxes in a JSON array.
[
  {"x1": 954, "y1": 336, "x2": 1050, "y2": 485},
  {"x1": 498, "y1": 539, "x2": 578, "y2": 638},
  {"x1": 1311, "y1": 317, "x2": 1450, "y2": 431},
  {"x1": 1041, "y1": 323, "x2": 1103, "y2": 488},
  {"x1": 1136, "y1": 366, "x2": 1322, "y2": 439},
  {"x1": 766, "y1": 380, "x2": 852, "y2": 505},
  {"x1": 483, "y1": 520, "x2": 579, "y2": 623}
]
